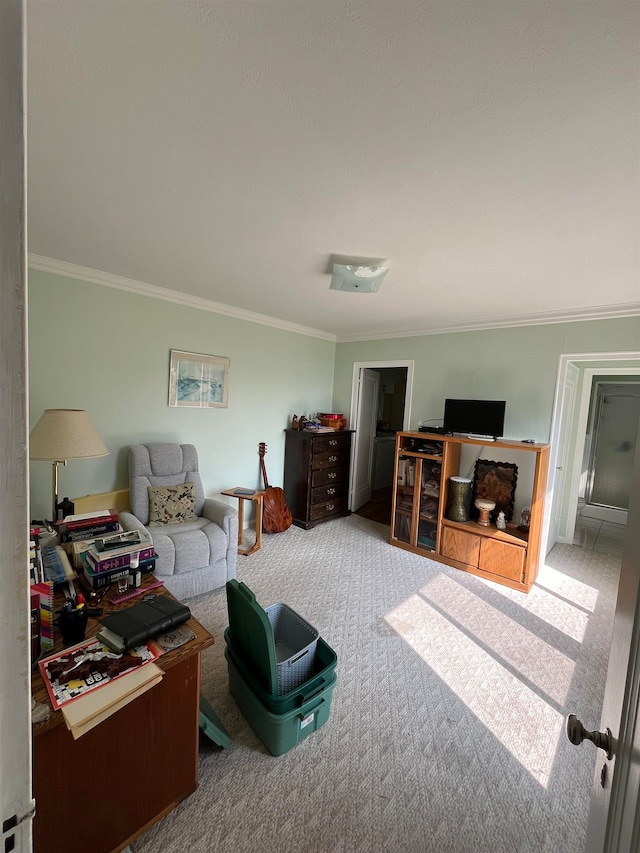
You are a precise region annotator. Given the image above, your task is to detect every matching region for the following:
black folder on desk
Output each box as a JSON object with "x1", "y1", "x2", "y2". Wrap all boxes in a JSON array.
[{"x1": 98, "y1": 596, "x2": 191, "y2": 652}]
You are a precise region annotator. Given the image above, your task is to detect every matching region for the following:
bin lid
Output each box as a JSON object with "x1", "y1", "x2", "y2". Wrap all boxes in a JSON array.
[
  {"x1": 225, "y1": 580, "x2": 277, "y2": 693},
  {"x1": 199, "y1": 692, "x2": 231, "y2": 748}
]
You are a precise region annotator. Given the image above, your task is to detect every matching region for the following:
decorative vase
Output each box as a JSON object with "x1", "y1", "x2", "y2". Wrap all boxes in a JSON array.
[
  {"x1": 475, "y1": 498, "x2": 495, "y2": 527},
  {"x1": 446, "y1": 476, "x2": 473, "y2": 522}
]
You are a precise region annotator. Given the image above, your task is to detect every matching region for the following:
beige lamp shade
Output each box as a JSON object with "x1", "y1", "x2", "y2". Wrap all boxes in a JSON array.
[
  {"x1": 29, "y1": 409, "x2": 109, "y2": 461},
  {"x1": 29, "y1": 409, "x2": 109, "y2": 521}
]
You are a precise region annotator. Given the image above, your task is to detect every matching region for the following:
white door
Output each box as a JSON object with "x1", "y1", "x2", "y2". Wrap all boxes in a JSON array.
[
  {"x1": 351, "y1": 368, "x2": 379, "y2": 511},
  {"x1": 581, "y1": 426, "x2": 640, "y2": 852},
  {"x1": 546, "y1": 361, "x2": 579, "y2": 554},
  {"x1": 1, "y1": 3, "x2": 34, "y2": 850}
]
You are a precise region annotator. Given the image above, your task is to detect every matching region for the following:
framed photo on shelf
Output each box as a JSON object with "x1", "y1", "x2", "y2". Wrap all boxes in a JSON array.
[
  {"x1": 168, "y1": 350, "x2": 230, "y2": 408},
  {"x1": 472, "y1": 459, "x2": 518, "y2": 522}
]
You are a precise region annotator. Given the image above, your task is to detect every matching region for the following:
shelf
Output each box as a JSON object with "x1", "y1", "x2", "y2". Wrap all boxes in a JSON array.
[
  {"x1": 440, "y1": 518, "x2": 528, "y2": 547},
  {"x1": 390, "y1": 430, "x2": 550, "y2": 593},
  {"x1": 399, "y1": 450, "x2": 442, "y2": 461},
  {"x1": 417, "y1": 432, "x2": 548, "y2": 452}
]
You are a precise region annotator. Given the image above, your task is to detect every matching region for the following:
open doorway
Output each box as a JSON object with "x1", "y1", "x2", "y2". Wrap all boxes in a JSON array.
[
  {"x1": 544, "y1": 352, "x2": 640, "y2": 556},
  {"x1": 581, "y1": 381, "x2": 640, "y2": 525},
  {"x1": 349, "y1": 361, "x2": 414, "y2": 523}
]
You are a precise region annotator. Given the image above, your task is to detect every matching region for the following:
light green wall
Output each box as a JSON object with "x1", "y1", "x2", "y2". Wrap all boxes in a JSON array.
[
  {"x1": 29, "y1": 269, "x2": 640, "y2": 530},
  {"x1": 333, "y1": 319, "x2": 640, "y2": 443},
  {"x1": 28, "y1": 270, "x2": 336, "y2": 520}
]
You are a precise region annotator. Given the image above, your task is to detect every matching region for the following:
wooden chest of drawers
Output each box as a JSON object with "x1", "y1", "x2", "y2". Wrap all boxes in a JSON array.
[{"x1": 284, "y1": 429, "x2": 354, "y2": 529}]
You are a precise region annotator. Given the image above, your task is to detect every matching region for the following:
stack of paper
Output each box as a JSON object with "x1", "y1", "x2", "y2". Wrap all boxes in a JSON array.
[{"x1": 61, "y1": 662, "x2": 164, "y2": 739}]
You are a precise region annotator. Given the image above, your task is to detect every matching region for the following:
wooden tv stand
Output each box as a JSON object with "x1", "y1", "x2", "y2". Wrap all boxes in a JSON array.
[{"x1": 390, "y1": 432, "x2": 550, "y2": 592}]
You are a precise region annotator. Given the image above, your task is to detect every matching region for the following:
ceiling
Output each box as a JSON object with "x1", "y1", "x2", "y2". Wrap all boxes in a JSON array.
[{"x1": 26, "y1": 1, "x2": 639, "y2": 342}]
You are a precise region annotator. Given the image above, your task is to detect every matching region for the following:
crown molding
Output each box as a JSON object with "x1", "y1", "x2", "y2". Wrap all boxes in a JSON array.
[
  {"x1": 28, "y1": 255, "x2": 639, "y2": 345},
  {"x1": 337, "y1": 302, "x2": 640, "y2": 343},
  {"x1": 27, "y1": 255, "x2": 337, "y2": 343}
]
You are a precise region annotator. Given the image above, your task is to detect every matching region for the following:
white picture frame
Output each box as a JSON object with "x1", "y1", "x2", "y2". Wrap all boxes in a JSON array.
[{"x1": 168, "y1": 349, "x2": 229, "y2": 408}]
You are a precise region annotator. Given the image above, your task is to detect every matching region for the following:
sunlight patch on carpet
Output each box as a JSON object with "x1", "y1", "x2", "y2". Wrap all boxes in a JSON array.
[
  {"x1": 385, "y1": 588, "x2": 564, "y2": 787},
  {"x1": 536, "y1": 565, "x2": 599, "y2": 612},
  {"x1": 472, "y1": 563, "x2": 598, "y2": 643},
  {"x1": 419, "y1": 573, "x2": 576, "y2": 704}
]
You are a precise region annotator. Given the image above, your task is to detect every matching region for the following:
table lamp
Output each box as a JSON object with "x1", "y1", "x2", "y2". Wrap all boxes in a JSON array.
[{"x1": 29, "y1": 409, "x2": 109, "y2": 522}]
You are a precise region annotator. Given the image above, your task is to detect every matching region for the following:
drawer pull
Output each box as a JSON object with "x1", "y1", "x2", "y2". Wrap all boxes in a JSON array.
[
  {"x1": 329, "y1": 439, "x2": 338, "y2": 446},
  {"x1": 328, "y1": 455, "x2": 337, "y2": 462},
  {"x1": 327, "y1": 488, "x2": 336, "y2": 495},
  {"x1": 328, "y1": 472, "x2": 337, "y2": 479},
  {"x1": 326, "y1": 503, "x2": 335, "y2": 511}
]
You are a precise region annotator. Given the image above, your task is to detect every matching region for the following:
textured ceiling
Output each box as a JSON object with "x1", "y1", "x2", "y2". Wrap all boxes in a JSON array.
[{"x1": 26, "y1": 1, "x2": 639, "y2": 341}]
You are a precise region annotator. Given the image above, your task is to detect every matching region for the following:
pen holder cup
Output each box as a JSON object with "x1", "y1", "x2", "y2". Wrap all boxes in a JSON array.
[{"x1": 59, "y1": 607, "x2": 89, "y2": 646}]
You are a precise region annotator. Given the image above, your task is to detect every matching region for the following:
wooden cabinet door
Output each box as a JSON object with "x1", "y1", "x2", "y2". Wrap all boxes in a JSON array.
[
  {"x1": 478, "y1": 538, "x2": 526, "y2": 582},
  {"x1": 440, "y1": 526, "x2": 481, "y2": 566}
]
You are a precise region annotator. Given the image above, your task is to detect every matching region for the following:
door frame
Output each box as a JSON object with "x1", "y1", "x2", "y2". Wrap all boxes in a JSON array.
[
  {"x1": 350, "y1": 368, "x2": 380, "y2": 511},
  {"x1": 0, "y1": 2, "x2": 34, "y2": 850},
  {"x1": 543, "y1": 352, "x2": 640, "y2": 556},
  {"x1": 348, "y1": 360, "x2": 414, "y2": 510}
]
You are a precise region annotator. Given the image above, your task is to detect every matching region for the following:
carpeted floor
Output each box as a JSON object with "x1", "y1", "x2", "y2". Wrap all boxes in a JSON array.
[{"x1": 132, "y1": 515, "x2": 620, "y2": 853}]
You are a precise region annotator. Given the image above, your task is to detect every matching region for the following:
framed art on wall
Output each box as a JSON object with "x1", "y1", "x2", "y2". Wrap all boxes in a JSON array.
[
  {"x1": 168, "y1": 350, "x2": 229, "y2": 408},
  {"x1": 472, "y1": 459, "x2": 518, "y2": 522}
]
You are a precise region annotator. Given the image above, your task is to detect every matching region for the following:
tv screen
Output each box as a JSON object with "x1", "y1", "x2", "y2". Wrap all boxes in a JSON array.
[{"x1": 443, "y1": 399, "x2": 506, "y2": 438}]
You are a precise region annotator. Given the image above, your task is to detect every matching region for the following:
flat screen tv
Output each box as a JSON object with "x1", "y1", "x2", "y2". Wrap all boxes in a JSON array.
[{"x1": 443, "y1": 399, "x2": 506, "y2": 439}]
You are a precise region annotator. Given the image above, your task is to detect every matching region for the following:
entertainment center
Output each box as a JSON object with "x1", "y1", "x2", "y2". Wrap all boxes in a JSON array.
[{"x1": 390, "y1": 431, "x2": 550, "y2": 592}]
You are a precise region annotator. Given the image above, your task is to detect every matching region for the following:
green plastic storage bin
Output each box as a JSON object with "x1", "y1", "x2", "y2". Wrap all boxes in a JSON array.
[
  {"x1": 224, "y1": 631, "x2": 337, "y2": 713},
  {"x1": 227, "y1": 648, "x2": 336, "y2": 756},
  {"x1": 225, "y1": 580, "x2": 278, "y2": 693},
  {"x1": 226, "y1": 579, "x2": 319, "y2": 694}
]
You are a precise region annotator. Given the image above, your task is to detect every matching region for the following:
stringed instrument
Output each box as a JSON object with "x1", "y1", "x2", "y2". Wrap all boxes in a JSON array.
[{"x1": 258, "y1": 442, "x2": 293, "y2": 534}]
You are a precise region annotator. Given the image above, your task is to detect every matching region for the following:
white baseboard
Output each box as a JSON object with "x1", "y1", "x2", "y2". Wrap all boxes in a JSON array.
[{"x1": 580, "y1": 504, "x2": 627, "y2": 525}]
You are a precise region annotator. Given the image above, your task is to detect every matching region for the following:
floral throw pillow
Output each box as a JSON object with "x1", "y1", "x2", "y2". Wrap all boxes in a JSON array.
[{"x1": 148, "y1": 482, "x2": 197, "y2": 526}]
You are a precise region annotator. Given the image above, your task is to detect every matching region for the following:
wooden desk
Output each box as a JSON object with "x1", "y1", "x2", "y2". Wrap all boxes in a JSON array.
[
  {"x1": 31, "y1": 576, "x2": 213, "y2": 853},
  {"x1": 221, "y1": 488, "x2": 266, "y2": 555}
]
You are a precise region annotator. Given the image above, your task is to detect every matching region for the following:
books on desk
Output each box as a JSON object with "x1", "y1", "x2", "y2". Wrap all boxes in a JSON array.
[
  {"x1": 97, "y1": 595, "x2": 191, "y2": 653},
  {"x1": 92, "y1": 529, "x2": 148, "y2": 553},
  {"x1": 30, "y1": 581, "x2": 54, "y2": 653},
  {"x1": 56, "y1": 509, "x2": 121, "y2": 543},
  {"x1": 84, "y1": 544, "x2": 155, "y2": 575},
  {"x1": 41, "y1": 544, "x2": 76, "y2": 584},
  {"x1": 81, "y1": 553, "x2": 157, "y2": 590},
  {"x1": 61, "y1": 521, "x2": 123, "y2": 546},
  {"x1": 82, "y1": 529, "x2": 154, "y2": 574}
]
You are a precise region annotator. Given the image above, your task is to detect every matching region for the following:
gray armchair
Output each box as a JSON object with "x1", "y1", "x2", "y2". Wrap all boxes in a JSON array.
[{"x1": 119, "y1": 443, "x2": 237, "y2": 600}]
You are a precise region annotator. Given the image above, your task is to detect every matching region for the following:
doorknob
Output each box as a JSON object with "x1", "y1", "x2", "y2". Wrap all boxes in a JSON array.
[{"x1": 566, "y1": 714, "x2": 613, "y2": 760}]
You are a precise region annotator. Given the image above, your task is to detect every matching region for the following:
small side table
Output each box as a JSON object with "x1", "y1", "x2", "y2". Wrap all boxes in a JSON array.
[{"x1": 221, "y1": 488, "x2": 266, "y2": 556}]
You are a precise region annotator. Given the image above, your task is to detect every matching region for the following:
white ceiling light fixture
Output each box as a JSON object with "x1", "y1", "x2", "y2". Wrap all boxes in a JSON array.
[{"x1": 329, "y1": 263, "x2": 389, "y2": 293}]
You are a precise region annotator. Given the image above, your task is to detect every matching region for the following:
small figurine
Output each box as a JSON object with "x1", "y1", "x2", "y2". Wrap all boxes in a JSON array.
[
  {"x1": 518, "y1": 507, "x2": 531, "y2": 532},
  {"x1": 291, "y1": 414, "x2": 299, "y2": 430},
  {"x1": 298, "y1": 415, "x2": 308, "y2": 430},
  {"x1": 496, "y1": 510, "x2": 507, "y2": 530}
]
